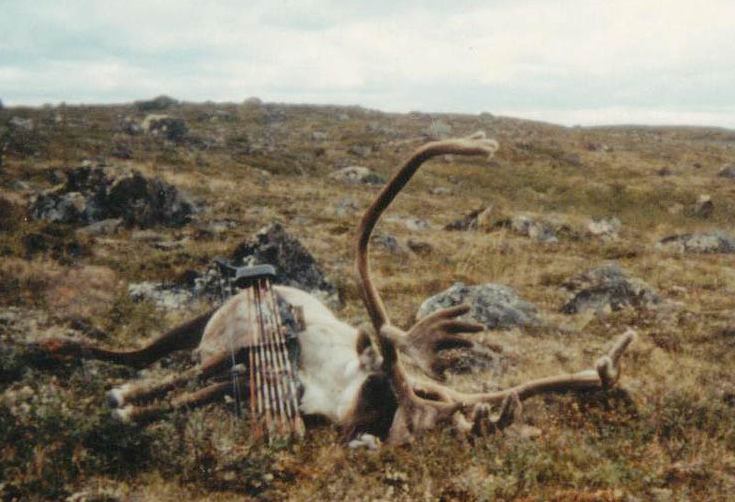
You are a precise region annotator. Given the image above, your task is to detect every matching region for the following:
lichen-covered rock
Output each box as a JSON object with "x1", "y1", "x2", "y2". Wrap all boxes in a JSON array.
[
  {"x1": 231, "y1": 223, "x2": 339, "y2": 304},
  {"x1": 417, "y1": 282, "x2": 541, "y2": 329},
  {"x1": 141, "y1": 114, "x2": 188, "y2": 142},
  {"x1": 332, "y1": 197, "x2": 359, "y2": 217},
  {"x1": 499, "y1": 214, "x2": 559, "y2": 243},
  {"x1": 4, "y1": 115, "x2": 45, "y2": 156},
  {"x1": 129, "y1": 223, "x2": 340, "y2": 309},
  {"x1": 447, "y1": 208, "x2": 572, "y2": 243},
  {"x1": 444, "y1": 207, "x2": 488, "y2": 231},
  {"x1": 371, "y1": 234, "x2": 407, "y2": 255},
  {"x1": 348, "y1": 145, "x2": 372, "y2": 158},
  {"x1": 30, "y1": 166, "x2": 195, "y2": 228},
  {"x1": 128, "y1": 282, "x2": 196, "y2": 310},
  {"x1": 586, "y1": 217, "x2": 621, "y2": 240},
  {"x1": 657, "y1": 232, "x2": 735, "y2": 254},
  {"x1": 329, "y1": 166, "x2": 385, "y2": 185},
  {"x1": 561, "y1": 264, "x2": 661, "y2": 314}
]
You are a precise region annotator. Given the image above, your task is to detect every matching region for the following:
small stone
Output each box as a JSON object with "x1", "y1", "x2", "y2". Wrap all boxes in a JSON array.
[
  {"x1": 445, "y1": 207, "x2": 486, "y2": 231},
  {"x1": 717, "y1": 164, "x2": 735, "y2": 178},
  {"x1": 587, "y1": 217, "x2": 621, "y2": 240},
  {"x1": 667, "y1": 203, "x2": 684, "y2": 215},
  {"x1": 348, "y1": 145, "x2": 372, "y2": 158},
  {"x1": 371, "y1": 234, "x2": 406, "y2": 255},
  {"x1": 657, "y1": 232, "x2": 735, "y2": 254},
  {"x1": 404, "y1": 218, "x2": 429, "y2": 231},
  {"x1": 76, "y1": 218, "x2": 123, "y2": 236},
  {"x1": 430, "y1": 186, "x2": 451, "y2": 196},
  {"x1": 692, "y1": 194, "x2": 713, "y2": 218},
  {"x1": 407, "y1": 239, "x2": 432, "y2": 255},
  {"x1": 506, "y1": 215, "x2": 558, "y2": 243},
  {"x1": 329, "y1": 166, "x2": 385, "y2": 185},
  {"x1": 333, "y1": 197, "x2": 359, "y2": 217}
]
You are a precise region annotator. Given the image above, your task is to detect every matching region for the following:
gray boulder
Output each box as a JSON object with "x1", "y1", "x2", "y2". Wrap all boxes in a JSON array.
[
  {"x1": 30, "y1": 165, "x2": 195, "y2": 228},
  {"x1": 131, "y1": 223, "x2": 339, "y2": 313},
  {"x1": 230, "y1": 223, "x2": 339, "y2": 305},
  {"x1": 657, "y1": 232, "x2": 735, "y2": 254},
  {"x1": 561, "y1": 264, "x2": 661, "y2": 314},
  {"x1": 417, "y1": 282, "x2": 541, "y2": 329}
]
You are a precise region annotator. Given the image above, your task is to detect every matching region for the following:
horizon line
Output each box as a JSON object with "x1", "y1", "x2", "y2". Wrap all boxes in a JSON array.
[{"x1": 3, "y1": 96, "x2": 734, "y2": 132}]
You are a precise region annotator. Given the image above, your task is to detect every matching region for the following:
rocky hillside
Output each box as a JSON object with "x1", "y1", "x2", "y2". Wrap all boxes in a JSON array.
[{"x1": 1, "y1": 97, "x2": 735, "y2": 500}]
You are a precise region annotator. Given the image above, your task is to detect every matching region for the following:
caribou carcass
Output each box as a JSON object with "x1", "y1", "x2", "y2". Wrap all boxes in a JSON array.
[{"x1": 38, "y1": 133, "x2": 636, "y2": 445}]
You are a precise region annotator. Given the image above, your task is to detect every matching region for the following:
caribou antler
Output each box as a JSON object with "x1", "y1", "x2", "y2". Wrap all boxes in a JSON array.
[
  {"x1": 356, "y1": 131, "x2": 498, "y2": 333},
  {"x1": 354, "y1": 132, "x2": 502, "y2": 443},
  {"x1": 354, "y1": 133, "x2": 636, "y2": 445}
]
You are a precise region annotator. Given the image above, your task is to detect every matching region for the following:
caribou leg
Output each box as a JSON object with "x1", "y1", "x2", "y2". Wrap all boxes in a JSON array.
[
  {"x1": 107, "y1": 348, "x2": 246, "y2": 407},
  {"x1": 113, "y1": 381, "x2": 234, "y2": 425},
  {"x1": 37, "y1": 309, "x2": 215, "y2": 368}
]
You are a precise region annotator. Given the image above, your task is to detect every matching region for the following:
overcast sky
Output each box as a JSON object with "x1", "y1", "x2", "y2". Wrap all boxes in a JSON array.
[{"x1": 1, "y1": 0, "x2": 734, "y2": 128}]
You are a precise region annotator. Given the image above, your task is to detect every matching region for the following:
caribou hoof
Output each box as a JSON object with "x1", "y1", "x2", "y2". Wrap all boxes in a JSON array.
[
  {"x1": 111, "y1": 405, "x2": 134, "y2": 424},
  {"x1": 106, "y1": 388, "x2": 125, "y2": 408}
]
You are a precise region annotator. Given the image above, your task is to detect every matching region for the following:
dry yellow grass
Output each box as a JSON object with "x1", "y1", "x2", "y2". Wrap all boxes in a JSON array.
[{"x1": 1, "y1": 101, "x2": 735, "y2": 499}]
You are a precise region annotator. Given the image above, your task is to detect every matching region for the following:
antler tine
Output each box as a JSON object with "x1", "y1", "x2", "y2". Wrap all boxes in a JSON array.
[
  {"x1": 417, "y1": 330, "x2": 638, "y2": 409},
  {"x1": 596, "y1": 329, "x2": 636, "y2": 388}
]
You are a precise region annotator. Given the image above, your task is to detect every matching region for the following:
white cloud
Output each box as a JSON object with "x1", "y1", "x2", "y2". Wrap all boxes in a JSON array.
[{"x1": 1, "y1": 0, "x2": 733, "y2": 128}]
